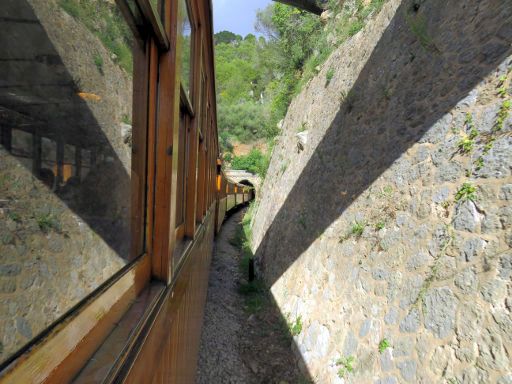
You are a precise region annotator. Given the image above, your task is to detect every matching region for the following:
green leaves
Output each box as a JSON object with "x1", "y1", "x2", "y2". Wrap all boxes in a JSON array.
[
  {"x1": 455, "y1": 183, "x2": 477, "y2": 202},
  {"x1": 230, "y1": 149, "x2": 270, "y2": 177}
]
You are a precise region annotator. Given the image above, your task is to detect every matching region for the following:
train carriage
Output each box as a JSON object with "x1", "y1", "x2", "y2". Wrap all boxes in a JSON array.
[{"x1": 0, "y1": 0, "x2": 252, "y2": 382}]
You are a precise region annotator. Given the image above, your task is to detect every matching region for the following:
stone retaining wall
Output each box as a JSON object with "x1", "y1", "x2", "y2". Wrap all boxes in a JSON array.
[{"x1": 251, "y1": 0, "x2": 512, "y2": 382}]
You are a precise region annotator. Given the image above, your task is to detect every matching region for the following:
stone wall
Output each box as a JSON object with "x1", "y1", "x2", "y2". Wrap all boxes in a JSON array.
[{"x1": 251, "y1": 0, "x2": 512, "y2": 383}]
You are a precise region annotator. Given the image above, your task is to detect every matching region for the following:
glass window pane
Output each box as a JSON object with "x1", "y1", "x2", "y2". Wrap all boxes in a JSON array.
[
  {"x1": 179, "y1": 0, "x2": 192, "y2": 98},
  {"x1": 176, "y1": 112, "x2": 187, "y2": 228},
  {"x1": 0, "y1": 0, "x2": 141, "y2": 364}
]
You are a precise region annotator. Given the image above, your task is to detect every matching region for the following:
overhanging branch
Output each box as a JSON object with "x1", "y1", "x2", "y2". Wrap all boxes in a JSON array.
[{"x1": 272, "y1": 0, "x2": 325, "y2": 15}]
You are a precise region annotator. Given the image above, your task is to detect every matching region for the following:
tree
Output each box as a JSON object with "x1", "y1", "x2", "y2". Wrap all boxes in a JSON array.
[{"x1": 214, "y1": 30, "x2": 242, "y2": 45}]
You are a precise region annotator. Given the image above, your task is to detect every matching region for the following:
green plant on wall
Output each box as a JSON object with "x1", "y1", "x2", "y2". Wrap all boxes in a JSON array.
[
  {"x1": 494, "y1": 99, "x2": 511, "y2": 132},
  {"x1": 375, "y1": 221, "x2": 385, "y2": 230},
  {"x1": 288, "y1": 315, "x2": 303, "y2": 336},
  {"x1": 378, "y1": 338, "x2": 391, "y2": 353},
  {"x1": 336, "y1": 355, "x2": 355, "y2": 378},
  {"x1": 94, "y1": 54, "x2": 104, "y2": 74},
  {"x1": 455, "y1": 182, "x2": 477, "y2": 202},
  {"x1": 325, "y1": 68, "x2": 335, "y2": 87},
  {"x1": 35, "y1": 211, "x2": 61, "y2": 233},
  {"x1": 497, "y1": 74, "x2": 508, "y2": 97},
  {"x1": 350, "y1": 221, "x2": 366, "y2": 237},
  {"x1": 406, "y1": 13, "x2": 439, "y2": 53},
  {"x1": 474, "y1": 156, "x2": 484, "y2": 172},
  {"x1": 457, "y1": 113, "x2": 478, "y2": 154}
]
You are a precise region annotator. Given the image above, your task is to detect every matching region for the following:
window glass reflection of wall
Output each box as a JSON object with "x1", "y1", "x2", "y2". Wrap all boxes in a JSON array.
[{"x1": 0, "y1": 0, "x2": 139, "y2": 365}]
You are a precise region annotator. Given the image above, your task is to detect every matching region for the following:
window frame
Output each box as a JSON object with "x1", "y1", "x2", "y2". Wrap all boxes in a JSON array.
[{"x1": 0, "y1": 0, "x2": 158, "y2": 375}]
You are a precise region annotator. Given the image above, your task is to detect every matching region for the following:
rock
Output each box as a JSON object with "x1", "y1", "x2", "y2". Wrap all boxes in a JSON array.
[
  {"x1": 435, "y1": 161, "x2": 463, "y2": 182},
  {"x1": 359, "y1": 319, "x2": 371, "y2": 337},
  {"x1": 342, "y1": 330, "x2": 358, "y2": 357},
  {"x1": 320, "y1": 10, "x2": 331, "y2": 23},
  {"x1": 406, "y1": 251, "x2": 432, "y2": 271},
  {"x1": 475, "y1": 139, "x2": 512, "y2": 179},
  {"x1": 476, "y1": 330, "x2": 508, "y2": 370},
  {"x1": 0, "y1": 278, "x2": 16, "y2": 293},
  {"x1": 480, "y1": 279, "x2": 506, "y2": 306},
  {"x1": 384, "y1": 308, "x2": 399, "y2": 325},
  {"x1": 0, "y1": 264, "x2": 21, "y2": 276},
  {"x1": 498, "y1": 375, "x2": 512, "y2": 384},
  {"x1": 380, "y1": 348, "x2": 393, "y2": 371},
  {"x1": 481, "y1": 212, "x2": 502, "y2": 234},
  {"x1": 16, "y1": 316, "x2": 32, "y2": 339},
  {"x1": 424, "y1": 287, "x2": 457, "y2": 339},
  {"x1": 420, "y1": 113, "x2": 452, "y2": 144},
  {"x1": 393, "y1": 338, "x2": 414, "y2": 357},
  {"x1": 428, "y1": 225, "x2": 450, "y2": 256},
  {"x1": 248, "y1": 359, "x2": 258, "y2": 374},
  {"x1": 498, "y1": 252, "x2": 512, "y2": 280},
  {"x1": 458, "y1": 366, "x2": 489, "y2": 384},
  {"x1": 375, "y1": 377, "x2": 398, "y2": 384},
  {"x1": 430, "y1": 345, "x2": 454, "y2": 377},
  {"x1": 456, "y1": 303, "x2": 484, "y2": 341},
  {"x1": 499, "y1": 205, "x2": 512, "y2": 228},
  {"x1": 302, "y1": 321, "x2": 330, "y2": 359},
  {"x1": 432, "y1": 186, "x2": 450, "y2": 203},
  {"x1": 435, "y1": 256, "x2": 456, "y2": 280},
  {"x1": 453, "y1": 200, "x2": 481, "y2": 233},
  {"x1": 296, "y1": 131, "x2": 308, "y2": 151},
  {"x1": 397, "y1": 360, "x2": 417, "y2": 382},
  {"x1": 459, "y1": 237, "x2": 485, "y2": 262},
  {"x1": 458, "y1": 89, "x2": 479, "y2": 107},
  {"x1": 414, "y1": 145, "x2": 431, "y2": 163},
  {"x1": 499, "y1": 184, "x2": 512, "y2": 200},
  {"x1": 399, "y1": 308, "x2": 420, "y2": 333},
  {"x1": 372, "y1": 268, "x2": 389, "y2": 281},
  {"x1": 454, "y1": 341, "x2": 478, "y2": 363},
  {"x1": 454, "y1": 268, "x2": 477, "y2": 293}
]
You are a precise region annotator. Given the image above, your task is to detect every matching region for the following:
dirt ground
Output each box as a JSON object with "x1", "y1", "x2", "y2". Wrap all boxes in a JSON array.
[{"x1": 196, "y1": 209, "x2": 308, "y2": 384}]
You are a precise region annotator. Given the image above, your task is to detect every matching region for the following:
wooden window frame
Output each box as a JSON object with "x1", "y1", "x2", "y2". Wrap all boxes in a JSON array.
[
  {"x1": 0, "y1": 0, "x2": 163, "y2": 378},
  {"x1": 1, "y1": 0, "x2": 226, "y2": 380},
  {"x1": 173, "y1": 0, "x2": 198, "y2": 267}
]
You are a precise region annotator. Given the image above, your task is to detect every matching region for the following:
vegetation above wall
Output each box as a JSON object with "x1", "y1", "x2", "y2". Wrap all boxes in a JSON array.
[
  {"x1": 58, "y1": 0, "x2": 133, "y2": 73},
  {"x1": 217, "y1": 0, "x2": 388, "y2": 176}
]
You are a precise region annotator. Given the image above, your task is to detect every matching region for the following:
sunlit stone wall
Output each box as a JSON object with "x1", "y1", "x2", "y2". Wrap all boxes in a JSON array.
[{"x1": 251, "y1": 0, "x2": 512, "y2": 382}]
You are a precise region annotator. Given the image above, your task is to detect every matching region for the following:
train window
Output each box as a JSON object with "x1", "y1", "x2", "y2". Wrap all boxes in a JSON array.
[
  {"x1": 195, "y1": 73, "x2": 207, "y2": 223},
  {"x1": 196, "y1": 138, "x2": 206, "y2": 223},
  {"x1": 175, "y1": 109, "x2": 189, "y2": 235},
  {"x1": 179, "y1": 0, "x2": 193, "y2": 100},
  {"x1": 0, "y1": 1, "x2": 145, "y2": 364}
]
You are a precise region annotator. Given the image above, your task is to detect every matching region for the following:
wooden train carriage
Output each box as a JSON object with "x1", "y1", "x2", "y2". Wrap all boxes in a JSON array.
[{"x1": 0, "y1": 0, "x2": 252, "y2": 383}]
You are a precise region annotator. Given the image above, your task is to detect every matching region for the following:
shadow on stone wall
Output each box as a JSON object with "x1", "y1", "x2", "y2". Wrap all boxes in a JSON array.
[
  {"x1": 255, "y1": 0, "x2": 512, "y2": 287},
  {"x1": 0, "y1": 0, "x2": 135, "y2": 260}
]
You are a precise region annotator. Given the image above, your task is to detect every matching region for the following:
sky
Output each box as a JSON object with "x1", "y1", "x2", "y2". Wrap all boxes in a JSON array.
[{"x1": 213, "y1": 0, "x2": 273, "y2": 37}]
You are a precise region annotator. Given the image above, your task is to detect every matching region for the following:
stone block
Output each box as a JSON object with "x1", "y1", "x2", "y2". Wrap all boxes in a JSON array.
[{"x1": 424, "y1": 287, "x2": 457, "y2": 338}]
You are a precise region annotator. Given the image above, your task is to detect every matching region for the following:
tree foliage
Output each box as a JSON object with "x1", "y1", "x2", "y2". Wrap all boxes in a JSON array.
[
  {"x1": 216, "y1": 0, "x2": 389, "y2": 176},
  {"x1": 230, "y1": 149, "x2": 270, "y2": 177}
]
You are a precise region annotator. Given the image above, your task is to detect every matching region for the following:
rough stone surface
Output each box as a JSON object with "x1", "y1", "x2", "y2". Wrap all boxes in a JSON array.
[
  {"x1": 250, "y1": 0, "x2": 512, "y2": 382},
  {"x1": 399, "y1": 309, "x2": 420, "y2": 333},
  {"x1": 424, "y1": 288, "x2": 457, "y2": 339},
  {"x1": 453, "y1": 201, "x2": 481, "y2": 232},
  {"x1": 397, "y1": 360, "x2": 417, "y2": 382}
]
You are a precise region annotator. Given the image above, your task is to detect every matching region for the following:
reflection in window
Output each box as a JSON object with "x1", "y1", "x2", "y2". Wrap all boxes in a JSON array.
[
  {"x1": 0, "y1": 1, "x2": 142, "y2": 364},
  {"x1": 176, "y1": 111, "x2": 188, "y2": 229},
  {"x1": 179, "y1": 0, "x2": 193, "y2": 98}
]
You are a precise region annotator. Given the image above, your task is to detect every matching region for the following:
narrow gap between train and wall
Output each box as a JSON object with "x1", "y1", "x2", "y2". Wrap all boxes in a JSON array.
[{"x1": 227, "y1": 204, "x2": 313, "y2": 383}]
